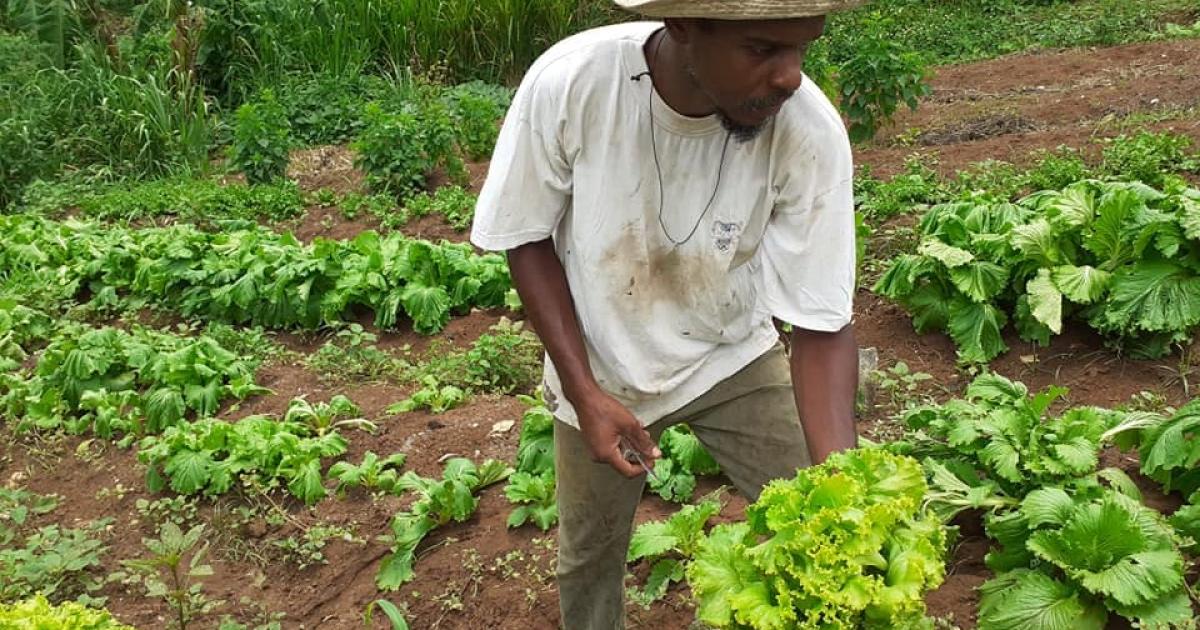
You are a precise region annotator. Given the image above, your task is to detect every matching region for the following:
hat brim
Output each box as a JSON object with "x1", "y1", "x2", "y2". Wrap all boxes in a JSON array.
[{"x1": 614, "y1": 0, "x2": 867, "y2": 19}]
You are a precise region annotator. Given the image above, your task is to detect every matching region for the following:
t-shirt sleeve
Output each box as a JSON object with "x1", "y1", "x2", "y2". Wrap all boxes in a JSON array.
[
  {"x1": 758, "y1": 118, "x2": 856, "y2": 332},
  {"x1": 470, "y1": 67, "x2": 574, "y2": 252}
]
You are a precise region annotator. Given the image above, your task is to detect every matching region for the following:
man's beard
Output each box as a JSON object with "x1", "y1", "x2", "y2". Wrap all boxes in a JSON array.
[
  {"x1": 716, "y1": 111, "x2": 767, "y2": 144},
  {"x1": 685, "y1": 64, "x2": 789, "y2": 144}
]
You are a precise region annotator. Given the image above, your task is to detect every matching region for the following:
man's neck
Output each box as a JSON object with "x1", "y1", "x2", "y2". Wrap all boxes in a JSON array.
[{"x1": 646, "y1": 28, "x2": 715, "y2": 118}]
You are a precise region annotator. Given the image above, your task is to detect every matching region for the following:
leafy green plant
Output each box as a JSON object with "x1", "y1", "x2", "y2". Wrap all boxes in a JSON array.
[
  {"x1": 404, "y1": 185, "x2": 477, "y2": 231},
  {"x1": 328, "y1": 451, "x2": 408, "y2": 495},
  {"x1": 899, "y1": 373, "x2": 1134, "y2": 498},
  {"x1": 387, "y1": 375, "x2": 468, "y2": 414},
  {"x1": 978, "y1": 483, "x2": 1192, "y2": 629},
  {"x1": 443, "y1": 81, "x2": 509, "y2": 160},
  {"x1": 647, "y1": 424, "x2": 721, "y2": 503},
  {"x1": 305, "y1": 324, "x2": 408, "y2": 383},
  {"x1": 875, "y1": 178, "x2": 1200, "y2": 362},
  {"x1": 0, "y1": 487, "x2": 57, "y2": 545},
  {"x1": 626, "y1": 494, "x2": 722, "y2": 607},
  {"x1": 0, "y1": 324, "x2": 269, "y2": 438},
  {"x1": 0, "y1": 519, "x2": 112, "y2": 605},
  {"x1": 228, "y1": 88, "x2": 292, "y2": 184},
  {"x1": 138, "y1": 408, "x2": 349, "y2": 505},
  {"x1": 409, "y1": 319, "x2": 542, "y2": 395},
  {"x1": 0, "y1": 215, "x2": 513, "y2": 335},
  {"x1": 376, "y1": 458, "x2": 512, "y2": 589},
  {"x1": 504, "y1": 393, "x2": 558, "y2": 530},
  {"x1": 1111, "y1": 398, "x2": 1200, "y2": 496},
  {"x1": 283, "y1": 395, "x2": 376, "y2": 436},
  {"x1": 0, "y1": 595, "x2": 134, "y2": 629},
  {"x1": 113, "y1": 523, "x2": 222, "y2": 630},
  {"x1": 685, "y1": 448, "x2": 946, "y2": 629},
  {"x1": 1100, "y1": 131, "x2": 1200, "y2": 189},
  {"x1": 505, "y1": 473, "x2": 557, "y2": 531}
]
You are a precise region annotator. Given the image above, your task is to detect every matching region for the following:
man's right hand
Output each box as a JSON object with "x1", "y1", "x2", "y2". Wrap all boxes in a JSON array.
[{"x1": 575, "y1": 391, "x2": 661, "y2": 478}]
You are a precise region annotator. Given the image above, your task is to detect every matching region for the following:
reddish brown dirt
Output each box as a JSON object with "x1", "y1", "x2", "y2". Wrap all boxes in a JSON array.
[
  {"x1": 6, "y1": 38, "x2": 1200, "y2": 630},
  {"x1": 858, "y1": 38, "x2": 1200, "y2": 179}
]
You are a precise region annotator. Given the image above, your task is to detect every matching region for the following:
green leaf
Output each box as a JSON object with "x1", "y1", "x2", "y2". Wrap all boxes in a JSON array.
[
  {"x1": 1012, "y1": 219, "x2": 1064, "y2": 265},
  {"x1": 287, "y1": 459, "x2": 327, "y2": 505},
  {"x1": 1026, "y1": 269, "x2": 1063, "y2": 334},
  {"x1": 640, "y1": 559, "x2": 685, "y2": 604},
  {"x1": 949, "y1": 261, "x2": 1009, "y2": 303},
  {"x1": 1102, "y1": 259, "x2": 1200, "y2": 334},
  {"x1": 627, "y1": 521, "x2": 678, "y2": 563},
  {"x1": 918, "y1": 239, "x2": 974, "y2": 268},
  {"x1": 399, "y1": 284, "x2": 451, "y2": 334},
  {"x1": 947, "y1": 300, "x2": 1008, "y2": 363},
  {"x1": 1051, "y1": 265, "x2": 1112, "y2": 305},
  {"x1": 979, "y1": 570, "x2": 1105, "y2": 630},
  {"x1": 1076, "y1": 549, "x2": 1182, "y2": 607},
  {"x1": 364, "y1": 599, "x2": 409, "y2": 630},
  {"x1": 1020, "y1": 488, "x2": 1075, "y2": 527},
  {"x1": 164, "y1": 450, "x2": 213, "y2": 495},
  {"x1": 688, "y1": 523, "x2": 753, "y2": 628},
  {"x1": 1109, "y1": 589, "x2": 1194, "y2": 629}
]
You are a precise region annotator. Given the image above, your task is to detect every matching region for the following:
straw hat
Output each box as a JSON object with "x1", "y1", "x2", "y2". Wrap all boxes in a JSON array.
[{"x1": 614, "y1": 0, "x2": 866, "y2": 19}]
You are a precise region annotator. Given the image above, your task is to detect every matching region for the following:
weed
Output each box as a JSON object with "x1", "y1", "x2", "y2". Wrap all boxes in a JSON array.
[
  {"x1": 872, "y1": 361, "x2": 935, "y2": 411},
  {"x1": 271, "y1": 523, "x2": 362, "y2": 569},
  {"x1": 0, "y1": 487, "x2": 58, "y2": 545},
  {"x1": 0, "y1": 519, "x2": 112, "y2": 605},
  {"x1": 305, "y1": 324, "x2": 409, "y2": 383},
  {"x1": 136, "y1": 496, "x2": 200, "y2": 530},
  {"x1": 837, "y1": 18, "x2": 931, "y2": 143},
  {"x1": 408, "y1": 319, "x2": 543, "y2": 396},
  {"x1": 1100, "y1": 131, "x2": 1200, "y2": 188},
  {"x1": 404, "y1": 186, "x2": 477, "y2": 231},
  {"x1": 113, "y1": 523, "x2": 222, "y2": 630}
]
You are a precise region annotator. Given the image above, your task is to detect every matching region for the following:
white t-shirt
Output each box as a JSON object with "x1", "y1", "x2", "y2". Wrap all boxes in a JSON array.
[{"x1": 472, "y1": 22, "x2": 855, "y2": 429}]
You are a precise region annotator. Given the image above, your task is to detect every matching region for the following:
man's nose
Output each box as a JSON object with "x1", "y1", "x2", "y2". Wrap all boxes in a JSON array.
[{"x1": 769, "y1": 53, "x2": 804, "y2": 93}]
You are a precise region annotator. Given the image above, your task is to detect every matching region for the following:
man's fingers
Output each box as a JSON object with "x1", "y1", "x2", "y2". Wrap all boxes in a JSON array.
[
  {"x1": 604, "y1": 449, "x2": 644, "y2": 478},
  {"x1": 628, "y1": 427, "x2": 661, "y2": 461}
]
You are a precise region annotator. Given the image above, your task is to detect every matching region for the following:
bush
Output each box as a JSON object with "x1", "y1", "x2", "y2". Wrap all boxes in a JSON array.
[
  {"x1": 443, "y1": 81, "x2": 511, "y2": 161},
  {"x1": 836, "y1": 20, "x2": 931, "y2": 143},
  {"x1": 352, "y1": 100, "x2": 464, "y2": 200},
  {"x1": 228, "y1": 89, "x2": 292, "y2": 184}
]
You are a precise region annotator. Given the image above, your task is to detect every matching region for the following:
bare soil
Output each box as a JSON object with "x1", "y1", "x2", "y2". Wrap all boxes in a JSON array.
[{"x1": 4, "y1": 37, "x2": 1200, "y2": 630}]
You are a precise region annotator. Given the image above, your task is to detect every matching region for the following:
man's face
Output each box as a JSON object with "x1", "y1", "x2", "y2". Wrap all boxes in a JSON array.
[{"x1": 674, "y1": 17, "x2": 826, "y2": 140}]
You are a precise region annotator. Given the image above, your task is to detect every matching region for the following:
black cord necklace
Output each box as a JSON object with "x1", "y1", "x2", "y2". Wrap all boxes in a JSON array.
[{"x1": 644, "y1": 31, "x2": 733, "y2": 248}]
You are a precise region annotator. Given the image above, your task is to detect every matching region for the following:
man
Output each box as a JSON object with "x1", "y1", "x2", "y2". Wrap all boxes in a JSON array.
[{"x1": 471, "y1": 0, "x2": 862, "y2": 627}]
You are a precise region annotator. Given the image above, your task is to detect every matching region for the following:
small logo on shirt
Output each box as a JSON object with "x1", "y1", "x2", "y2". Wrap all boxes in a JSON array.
[{"x1": 712, "y1": 221, "x2": 742, "y2": 253}]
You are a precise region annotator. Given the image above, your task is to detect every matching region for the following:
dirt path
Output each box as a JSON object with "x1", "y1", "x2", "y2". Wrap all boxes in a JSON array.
[{"x1": 4, "y1": 37, "x2": 1200, "y2": 630}]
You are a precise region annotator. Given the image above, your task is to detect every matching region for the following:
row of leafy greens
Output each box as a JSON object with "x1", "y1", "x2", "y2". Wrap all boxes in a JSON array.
[
  {"x1": 0, "y1": 214, "x2": 512, "y2": 335},
  {"x1": 875, "y1": 178, "x2": 1200, "y2": 362}
]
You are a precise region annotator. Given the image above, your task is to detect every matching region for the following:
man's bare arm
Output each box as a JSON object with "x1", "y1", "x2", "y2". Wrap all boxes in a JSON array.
[
  {"x1": 507, "y1": 239, "x2": 659, "y2": 477},
  {"x1": 790, "y1": 324, "x2": 858, "y2": 464}
]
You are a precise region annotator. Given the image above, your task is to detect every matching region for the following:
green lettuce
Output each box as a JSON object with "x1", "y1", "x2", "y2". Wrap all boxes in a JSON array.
[{"x1": 686, "y1": 448, "x2": 946, "y2": 629}]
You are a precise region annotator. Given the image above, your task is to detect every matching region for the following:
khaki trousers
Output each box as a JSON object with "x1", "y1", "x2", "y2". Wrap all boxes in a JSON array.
[{"x1": 554, "y1": 344, "x2": 811, "y2": 630}]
